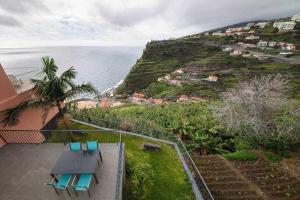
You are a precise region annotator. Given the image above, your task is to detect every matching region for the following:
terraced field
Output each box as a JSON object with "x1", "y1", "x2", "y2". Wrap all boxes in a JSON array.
[
  {"x1": 231, "y1": 157, "x2": 300, "y2": 200},
  {"x1": 193, "y1": 155, "x2": 264, "y2": 200},
  {"x1": 193, "y1": 154, "x2": 300, "y2": 200}
]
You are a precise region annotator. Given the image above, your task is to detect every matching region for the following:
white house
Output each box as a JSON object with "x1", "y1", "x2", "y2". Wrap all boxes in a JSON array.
[
  {"x1": 245, "y1": 35, "x2": 259, "y2": 40},
  {"x1": 230, "y1": 49, "x2": 243, "y2": 56},
  {"x1": 268, "y1": 41, "x2": 277, "y2": 47},
  {"x1": 273, "y1": 21, "x2": 296, "y2": 30},
  {"x1": 255, "y1": 22, "x2": 268, "y2": 28},
  {"x1": 286, "y1": 44, "x2": 296, "y2": 51},
  {"x1": 212, "y1": 31, "x2": 225, "y2": 37},
  {"x1": 291, "y1": 12, "x2": 300, "y2": 22},
  {"x1": 208, "y1": 75, "x2": 218, "y2": 82},
  {"x1": 245, "y1": 23, "x2": 255, "y2": 29},
  {"x1": 226, "y1": 27, "x2": 243, "y2": 33},
  {"x1": 222, "y1": 47, "x2": 232, "y2": 52},
  {"x1": 257, "y1": 41, "x2": 268, "y2": 47}
]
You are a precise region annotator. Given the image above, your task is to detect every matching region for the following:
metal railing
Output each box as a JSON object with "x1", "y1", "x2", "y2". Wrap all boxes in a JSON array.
[
  {"x1": 70, "y1": 112, "x2": 214, "y2": 200},
  {"x1": 4, "y1": 68, "x2": 42, "y2": 94},
  {"x1": 0, "y1": 113, "x2": 214, "y2": 200},
  {"x1": 0, "y1": 129, "x2": 125, "y2": 200}
]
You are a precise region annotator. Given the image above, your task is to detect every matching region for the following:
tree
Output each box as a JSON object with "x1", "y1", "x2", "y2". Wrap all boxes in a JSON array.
[
  {"x1": 1, "y1": 57, "x2": 98, "y2": 132},
  {"x1": 211, "y1": 74, "x2": 300, "y2": 152}
]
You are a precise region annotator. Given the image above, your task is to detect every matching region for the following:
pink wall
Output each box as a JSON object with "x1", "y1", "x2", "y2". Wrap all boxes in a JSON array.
[
  {"x1": 0, "y1": 65, "x2": 59, "y2": 145},
  {"x1": 0, "y1": 64, "x2": 17, "y2": 103}
]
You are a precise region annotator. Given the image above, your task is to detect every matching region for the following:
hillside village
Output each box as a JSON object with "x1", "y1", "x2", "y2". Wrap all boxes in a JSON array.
[
  {"x1": 198, "y1": 13, "x2": 300, "y2": 59},
  {"x1": 77, "y1": 13, "x2": 300, "y2": 109}
]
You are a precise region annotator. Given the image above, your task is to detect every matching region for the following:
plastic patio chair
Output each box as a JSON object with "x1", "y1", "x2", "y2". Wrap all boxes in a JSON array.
[
  {"x1": 47, "y1": 174, "x2": 72, "y2": 196},
  {"x1": 72, "y1": 174, "x2": 96, "y2": 198},
  {"x1": 69, "y1": 142, "x2": 82, "y2": 151},
  {"x1": 86, "y1": 141, "x2": 103, "y2": 162}
]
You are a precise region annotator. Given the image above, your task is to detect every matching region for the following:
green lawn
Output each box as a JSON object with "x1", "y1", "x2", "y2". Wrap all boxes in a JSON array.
[{"x1": 47, "y1": 121, "x2": 194, "y2": 200}]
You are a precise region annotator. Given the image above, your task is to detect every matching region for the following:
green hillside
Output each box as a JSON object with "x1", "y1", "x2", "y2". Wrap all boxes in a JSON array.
[{"x1": 116, "y1": 21, "x2": 300, "y2": 100}]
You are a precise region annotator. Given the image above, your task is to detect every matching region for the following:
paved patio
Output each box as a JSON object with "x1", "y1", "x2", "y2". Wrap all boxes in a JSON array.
[{"x1": 0, "y1": 143, "x2": 123, "y2": 200}]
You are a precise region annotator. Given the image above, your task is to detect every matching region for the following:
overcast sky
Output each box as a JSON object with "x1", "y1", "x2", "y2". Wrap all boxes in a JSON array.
[{"x1": 0, "y1": 0, "x2": 299, "y2": 47}]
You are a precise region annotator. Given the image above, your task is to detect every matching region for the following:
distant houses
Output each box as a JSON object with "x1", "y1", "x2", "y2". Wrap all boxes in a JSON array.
[{"x1": 273, "y1": 21, "x2": 296, "y2": 30}]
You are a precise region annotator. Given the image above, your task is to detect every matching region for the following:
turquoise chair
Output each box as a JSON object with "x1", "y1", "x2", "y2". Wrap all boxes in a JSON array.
[
  {"x1": 47, "y1": 174, "x2": 72, "y2": 196},
  {"x1": 69, "y1": 142, "x2": 82, "y2": 151},
  {"x1": 72, "y1": 174, "x2": 96, "y2": 198},
  {"x1": 86, "y1": 141, "x2": 103, "y2": 162}
]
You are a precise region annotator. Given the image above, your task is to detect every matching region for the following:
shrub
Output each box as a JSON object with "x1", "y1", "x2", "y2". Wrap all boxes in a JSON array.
[
  {"x1": 125, "y1": 159, "x2": 155, "y2": 200},
  {"x1": 263, "y1": 151, "x2": 282, "y2": 162},
  {"x1": 223, "y1": 150, "x2": 257, "y2": 161},
  {"x1": 212, "y1": 74, "x2": 300, "y2": 153}
]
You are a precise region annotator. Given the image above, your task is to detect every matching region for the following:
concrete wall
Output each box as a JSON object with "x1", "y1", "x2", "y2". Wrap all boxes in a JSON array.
[{"x1": 0, "y1": 65, "x2": 59, "y2": 145}]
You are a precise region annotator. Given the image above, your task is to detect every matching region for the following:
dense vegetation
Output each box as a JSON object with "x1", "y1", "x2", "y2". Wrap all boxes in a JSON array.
[
  {"x1": 74, "y1": 74, "x2": 300, "y2": 155},
  {"x1": 48, "y1": 121, "x2": 194, "y2": 200}
]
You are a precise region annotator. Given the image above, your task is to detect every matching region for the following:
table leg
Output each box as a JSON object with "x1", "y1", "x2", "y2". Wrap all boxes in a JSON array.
[
  {"x1": 93, "y1": 173, "x2": 99, "y2": 184},
  {"x1": 51, "y1": 174, "x2": 58, "y2": 182}
]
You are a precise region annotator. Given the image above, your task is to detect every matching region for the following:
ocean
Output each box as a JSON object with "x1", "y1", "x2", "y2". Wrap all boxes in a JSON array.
[{"x1": 0, "y1": 46, "x2": 143, "y2": 96}]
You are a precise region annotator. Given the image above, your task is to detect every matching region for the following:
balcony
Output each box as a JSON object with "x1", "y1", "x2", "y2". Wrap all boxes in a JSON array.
[{"x1": 0, "y1": 130, "x2": 125, "y2": 200}]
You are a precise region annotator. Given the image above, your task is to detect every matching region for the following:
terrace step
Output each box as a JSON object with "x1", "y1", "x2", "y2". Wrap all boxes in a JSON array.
[
  {"x1": 229, "y1": 157, "x2": 300, "y2": 200},
  {"x1": 213, "y1": 194, "x2": 264, "y2": 200},
  {"x1": 192, "y1": 155, "x2": 263, "y2": 200}
]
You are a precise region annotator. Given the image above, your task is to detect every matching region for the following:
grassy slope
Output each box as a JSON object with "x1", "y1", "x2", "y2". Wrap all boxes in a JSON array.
[{"x1": 47, "y1": 121, "x2": 194, "y2": 200}]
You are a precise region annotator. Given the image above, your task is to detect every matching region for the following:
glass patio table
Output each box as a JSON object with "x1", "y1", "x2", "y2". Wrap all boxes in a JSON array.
[{"x1": 50, "y1": 150, "x2": 99, "y2": 183}]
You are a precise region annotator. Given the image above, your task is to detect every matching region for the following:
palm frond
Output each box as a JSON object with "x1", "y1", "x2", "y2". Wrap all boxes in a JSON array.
[
  {"x1": 60, "y1": 67, "x2": 76, "y2": 81},
  {"x1": 42, "y1": 56, "x2": 57, "y2": 80},
  {"x1": 58, "y1": 82, "x2": 98, "y2": 101}
]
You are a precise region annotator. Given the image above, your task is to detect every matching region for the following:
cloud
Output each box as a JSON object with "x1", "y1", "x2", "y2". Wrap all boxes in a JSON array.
[
  {"x1": 0, "y1": 0, "x2": 299, "y2": 47},
  {"x1": 0, "y1": 14, "x2": 21, "y2": 27},
  {"x1": 96, "y1": 0, "x2": 169, "y2": 27},
  {"x1": 0, "y1": 0, "x2": 49, "y2": 15}
]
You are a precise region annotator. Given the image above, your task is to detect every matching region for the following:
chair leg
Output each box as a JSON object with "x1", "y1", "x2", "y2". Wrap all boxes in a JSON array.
[
  {"x1": 53, "y1": 187, "x2": 59, "y2": 195},
  {"x1": 87, "y1": 189, "x2": 91, "y2": 198},
  {"x1": 66, "y1": 188, "x2": 71, "y2": 197},
  {"x1": 97, "y1": 159, "x2": 100, "y2": 167},
  {"x1": 99, "y1": 151, "x2": 103, "y2": 162},
  {"x1": 73, "y1": 189, "x2": 79, "y2": 197}
]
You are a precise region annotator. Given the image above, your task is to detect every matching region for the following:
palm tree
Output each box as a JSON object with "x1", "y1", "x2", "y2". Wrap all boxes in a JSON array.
[{"x1": 1, "y1": 57, "x2": 98, "y2": 132}]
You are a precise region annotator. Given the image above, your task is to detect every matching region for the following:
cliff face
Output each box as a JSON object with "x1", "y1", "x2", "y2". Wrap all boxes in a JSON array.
[{"x1": 119, "y1": 40, "x2": 224, "y2": 94}]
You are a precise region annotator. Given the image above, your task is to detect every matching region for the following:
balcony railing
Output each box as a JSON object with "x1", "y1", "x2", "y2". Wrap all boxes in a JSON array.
[
  {"x1": 0, "y1": 129, "x2": 124, "y2": 200},
  {"x1": 70, "y1": 113, "x2": 215, "y2": 200},
  {"x1": 4, "y1": 67, "x2": 42, "y2": 94}
]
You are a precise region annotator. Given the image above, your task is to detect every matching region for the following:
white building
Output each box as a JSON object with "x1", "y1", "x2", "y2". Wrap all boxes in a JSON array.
[
  {"x1": 257, "y1": 41, "x2": 268, "y2": 47},
  {"x1": 208, "y1": 76, "x2": 218, "y2": 82},
  {"x1": 291, "y1": 12, "x2": 300, "y2": 22},
  {"x1": 255, "y1": 22, "x2": 268, "y2": 28},
  {"x1": 212, "y1": 31, "x2": 225, "y2": 36},
  {"x1": 286, "y1": 44, "x2": 296, "y2": 51},
  {"x1": 273, "y1": 21, "x2": 296, "y2": 30},
  {"x1": 226, "y1": 27, "x2": 243, "y2": 33},
  {"x1": 268, "y1": 41, "x2": 277, "y2": 47},
  {"x1": 245, "y1": 23, "x2": 255, "y2": 29},
  {"x1": 230, "y1": 49, "x2": 243, "y2": 56},
  {"x1": 222, "y1": 47, "x2": 232, "y2": 52},
  {"x1": 245, "y1": 35, "x2": 259, "y2": 40}
]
